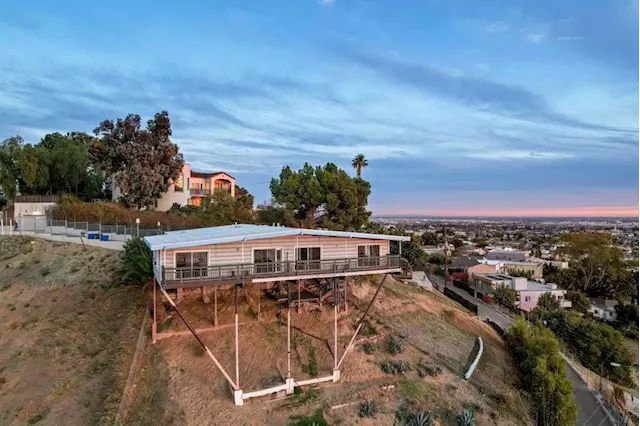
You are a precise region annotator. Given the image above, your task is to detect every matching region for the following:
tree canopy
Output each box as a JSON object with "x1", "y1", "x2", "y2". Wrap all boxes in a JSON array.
[
  {"x1": 493, "y1": 284, "x2": 517, "y2": 309},
  {"x1": 0, "y1": 133, "x2": 106, "y2": 199},
  {"x1": 536, "y1": 292, "x2": 561, "y2": 310},
  {"x1": 270, "y1": 162, "x2": 371, "y2": 230},
  {"x1": 93, "y1": 111, "x2": 184, "y2": 209},
  {"x1": 504, "y1": 317, "x2": 577, "y2": 426}
]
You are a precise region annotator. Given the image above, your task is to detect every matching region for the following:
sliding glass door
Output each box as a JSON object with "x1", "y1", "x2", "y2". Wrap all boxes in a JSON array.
[
  {"x1": 296, "y1": 247, "x2": 321, "y2": 271},
  {"x1": 254, "y1": 248, "x2": 282, "y2": 274},
  {"x1": 358, "y1": 245, "x2": 380, "y2": 267},
  {"x1": 175, "y1": 251, "x2": 208, "y2": 279}
]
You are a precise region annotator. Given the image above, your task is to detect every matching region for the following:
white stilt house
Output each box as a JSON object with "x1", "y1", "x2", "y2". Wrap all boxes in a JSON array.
[{"x1": 144, "y1": 224, "x2": 409, "y2": 405}]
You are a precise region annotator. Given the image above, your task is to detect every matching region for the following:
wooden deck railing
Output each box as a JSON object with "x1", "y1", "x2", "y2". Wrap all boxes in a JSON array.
[{"x1": 161, "y1": 255, "x2": 403, "y2": 287}]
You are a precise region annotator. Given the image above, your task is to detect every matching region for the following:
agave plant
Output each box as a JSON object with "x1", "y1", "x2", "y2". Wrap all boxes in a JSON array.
[
  {"x1": 358, "y1": 400, "x2": 378, "y2": 418},
  {"x1": 406, "y1": 410, "x2": 433, "y2": 426},
  {"x1": 458, "y1": 409, "x2": 476, "y2": 426}
]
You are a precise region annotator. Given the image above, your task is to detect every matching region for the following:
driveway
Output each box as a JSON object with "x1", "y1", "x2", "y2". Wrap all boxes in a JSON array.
[{"x1": 432, "y1": 279, "x2": 615, "y2": 426}]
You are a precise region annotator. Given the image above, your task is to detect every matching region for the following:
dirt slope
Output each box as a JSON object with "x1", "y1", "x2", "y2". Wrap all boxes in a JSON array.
[
  {"x1": 0, "y1": 237, "x2": 146, "y2": 426},
  {"x1": 128, "y1": 274, "x2": 530, "y2": 425}
]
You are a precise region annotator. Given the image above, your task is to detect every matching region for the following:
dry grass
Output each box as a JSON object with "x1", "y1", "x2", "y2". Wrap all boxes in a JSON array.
[
  {"x1": 127, "y1": 275, "x2": 525, "y2": 425},
  {"x1": 0, "y1": 236, "x2": 146, "y2": 426}
]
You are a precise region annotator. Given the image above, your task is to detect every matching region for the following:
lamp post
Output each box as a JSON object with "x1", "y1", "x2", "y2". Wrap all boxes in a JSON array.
[{"x1": 136, "y1": 218, "x2": 140, "y2": 237}]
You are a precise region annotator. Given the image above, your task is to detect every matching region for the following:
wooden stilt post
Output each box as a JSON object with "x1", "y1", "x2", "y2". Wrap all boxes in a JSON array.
[
  {"x1": 344, "y1": 276, "x2": 348, "y2": 313},
  {"x1": 257, "y1": 282, "x2": 261, "y2": 322},
  {"x1": 214, "y1": 287, "x2": 219, "y2": 327},
  {"x1": 287, "y1": 281, "x2": 291, "y2": 379},
  {"x1": 152, "y1": 277, "x2": 157, "y2": 344},
  {"x1": 235, "y1": 284, "x2": 239, "y2": 388},
  {"x1": 334, "y1": 295, "x2": 338, "y2": 369},
  {"x1": 297, "y1": 280, "x2": 301, "y2": 313}
]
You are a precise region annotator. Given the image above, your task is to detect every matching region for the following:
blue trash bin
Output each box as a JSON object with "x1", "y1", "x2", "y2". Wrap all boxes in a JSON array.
[
  {"x1": 100, "y1": 234, "x2": 109, "y2": 241},
  {"x1": 88, "y1": 233, "x2": 98, "y2": 240}
]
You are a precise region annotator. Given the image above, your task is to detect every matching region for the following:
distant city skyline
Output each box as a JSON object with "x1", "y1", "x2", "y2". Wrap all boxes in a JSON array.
[{"x1": 1, "y1": 0, "x2": 637, "y2": 215}]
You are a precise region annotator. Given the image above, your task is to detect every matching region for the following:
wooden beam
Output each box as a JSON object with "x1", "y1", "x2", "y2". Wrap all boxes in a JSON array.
[
  {"x1": 156, "y1": 282, "x2": 238, "y2": 390},
  {"x1": 336, "y1": 274, "x2": 388, "y2": 369}
]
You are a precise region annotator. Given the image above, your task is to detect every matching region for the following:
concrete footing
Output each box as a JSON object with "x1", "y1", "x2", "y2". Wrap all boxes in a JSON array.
[
  {"x1": 233, "y1": 389, "x2": 243, "y2": 406},
  {"x1": 332, "y1": 369, "x2": 340, "y2": 382}
]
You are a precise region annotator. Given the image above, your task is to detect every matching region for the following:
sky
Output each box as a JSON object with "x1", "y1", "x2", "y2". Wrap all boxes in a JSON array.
[{"x1": 0, "y1": 0, "x2": 638, "y2": 217}]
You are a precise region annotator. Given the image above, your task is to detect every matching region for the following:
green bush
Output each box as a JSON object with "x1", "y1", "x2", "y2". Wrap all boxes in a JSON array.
[
  {"x1": 416, "y1": 362, "x2": 443, "y2": 377},
  {"x1": 358, "y1": 400, "x2": 377, "y2": 418},
  {"x1": 381, "y1": 360, "x2": 410, "y2": 374},
  {"x1": 387, "y1": 336, "x2": 404, "y2": 355},
  {"x1": 362, "y1": 342, "x2": 377, "y2": 354},
  {"x1": 359, "y1": 319, "x2": 378, "y2": 337},
  {"x1": 40, "y1": 267, "x2": 50, "y2": 276},
  {"x1": 120, "y1": 236, "x2": 153, "y2": 285}
]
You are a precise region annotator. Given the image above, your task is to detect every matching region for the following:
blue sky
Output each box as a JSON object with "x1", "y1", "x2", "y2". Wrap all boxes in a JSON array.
[{"x1": 1, "y1": 0, "x2": 638, "y2": 216}]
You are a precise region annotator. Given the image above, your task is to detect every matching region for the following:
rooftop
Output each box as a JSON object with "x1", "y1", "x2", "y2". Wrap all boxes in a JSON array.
[
  {"x1": 144, "y1": 224, "x2": 410, "y2": 251},
  {"x1": 191, "y1": 171, "x2": 235, "y2": 179}
]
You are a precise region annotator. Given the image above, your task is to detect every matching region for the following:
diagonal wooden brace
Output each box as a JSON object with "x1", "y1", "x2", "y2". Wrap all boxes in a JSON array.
[
  {"x1": 156, "y1": 282, "x2": 239, "y2": 390},
  {"x1": 336, "y1": 274, "x2": 388, "y2": 369}
]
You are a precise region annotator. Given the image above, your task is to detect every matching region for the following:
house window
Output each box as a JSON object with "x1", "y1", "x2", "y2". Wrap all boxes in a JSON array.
[
  {"x1": 557, "y1": 295, "x2": 563, "y2": 300},
  {"x1": 524, "y1": 296, "x2": 531, "y2": 302},
  {"x1": 594, "y1": 309, "x2": 599, "y2": 315},
  {"x1": 296, "y1": 247, "x2": 321, "y2": 271},
  {"x1": 358, "y1": 245, "x2": 380, "y2": 267},
  {"x1": 609, "y1": 312, "x2": 614, "y2": 317},
  {"x1": 175, "y1": 174, "x2": 184, "y2": 191},
  {"x1": 254, "y1": 249, "x2": 282, "y2": 274},
  {"x1": 175, "y1": 251, "x2": 208, "y2": 279}
]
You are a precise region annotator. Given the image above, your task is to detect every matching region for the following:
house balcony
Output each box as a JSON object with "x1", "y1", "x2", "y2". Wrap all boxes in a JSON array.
[
  {"x1": 159, "y1": 255, "x2": 405, "y2": 289},
  {"x1": 189, "y1": 187, "x2": 232, "y2": 196},
  {"x1": 562, "y1": 300, "x2": 572, "y2": 309}
]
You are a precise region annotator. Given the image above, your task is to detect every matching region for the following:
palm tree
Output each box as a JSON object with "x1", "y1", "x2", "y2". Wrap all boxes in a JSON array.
[{"x1": 351, "y1": 154, "x2": 368, "y2": 177}]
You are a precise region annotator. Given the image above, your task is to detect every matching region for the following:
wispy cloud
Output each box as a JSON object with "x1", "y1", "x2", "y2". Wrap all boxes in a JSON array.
[
  {"x1": 484, "y1": 21, "x2": 510, "y2": 33},
  {"x1": 526, "y1": 32, "x2": 545, "y2": 43},
  {"x1": 337, "y1": 47, "x2": 626, "y2": 132},
  {"x1": 319, "y1": 0, "x2": 335, "y2": 5},
  {"x1": 556, "y1": 36, "x2": 583, "y2": 41}
]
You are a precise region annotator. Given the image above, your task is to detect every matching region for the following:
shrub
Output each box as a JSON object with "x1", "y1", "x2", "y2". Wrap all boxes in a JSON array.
[
  {"x1": 381, "y1": 360, "x2": 410, "y2": 374},
  {"x1": 359, "y1": 319, "x2": 378, "y2": 337},
  {"x1": 387, "y1": 336, "x2": 404, "y2": 355},
  {"x1": 120, "y1": 237, "x2": 153, "y2": 285},
  {"x1": 406, "y1": 410, "x2": 433, "y2": 426},
  {"x1": 457, "y1": 409, "x2": 475, "y2": 426},
  {"x1": 40, "y1": 267, "x2": 50, "y2": 276},
  {"x1": 362, "y1": 342, "x2": 377, "y2": 354},
  {"x1": 358, "y1": 400, "x2": 377, "y2": 418},
  {"x1": 416, "y1": 362, "x2": 443, "y2": 377}
]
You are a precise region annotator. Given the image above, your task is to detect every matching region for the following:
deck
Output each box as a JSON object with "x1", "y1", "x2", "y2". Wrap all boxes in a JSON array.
[{"x1": 159, "y1": 255, "x2": 404, "y2": 289}]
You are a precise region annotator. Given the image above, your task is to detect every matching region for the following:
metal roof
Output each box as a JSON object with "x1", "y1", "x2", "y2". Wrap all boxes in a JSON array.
[{"x1": 144, "y1": 224, "x2": 410, "y2": 250}]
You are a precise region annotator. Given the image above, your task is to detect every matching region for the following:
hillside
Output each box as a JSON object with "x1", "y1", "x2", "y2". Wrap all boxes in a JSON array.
[
  {"x1": 128, "y1": 275, "x2": 529, "y2": 425},
  {"x1": 0, "y1": 237, "x2": 146, "y2": 426}
]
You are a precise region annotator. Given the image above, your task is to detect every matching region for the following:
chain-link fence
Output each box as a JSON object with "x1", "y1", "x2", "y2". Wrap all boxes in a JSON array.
[{"x1": 14, "y1": 216, "x2": 163, "y2": 242}]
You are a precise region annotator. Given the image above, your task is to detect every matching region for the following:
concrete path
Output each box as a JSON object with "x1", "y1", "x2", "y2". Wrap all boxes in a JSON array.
[
  {"x1": 411, "y1": 271, "x2": 433, "y2": 289},
  {"x1": 435, "y1": 281, "x2": 614, "y2": 426},
  {"x1": 3, "y1": 231, "x2": 125, "y2": 251}
]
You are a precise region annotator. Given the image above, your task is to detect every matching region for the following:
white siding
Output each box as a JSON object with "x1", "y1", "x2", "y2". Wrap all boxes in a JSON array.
[{"x1": 159, "y1": 235, "x2": 390, "y2": 268}]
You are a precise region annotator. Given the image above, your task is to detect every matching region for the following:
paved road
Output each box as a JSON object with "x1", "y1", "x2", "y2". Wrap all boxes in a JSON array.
[{"x1": 432, "y1": 279, "x2": 615, "y2": 426}]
